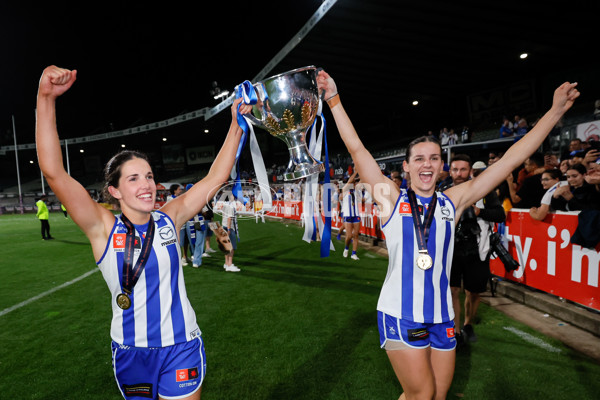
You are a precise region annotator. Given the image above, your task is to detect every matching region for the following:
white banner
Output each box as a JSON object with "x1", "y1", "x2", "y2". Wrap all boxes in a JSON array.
[{"x1": 576, "y1": 120, "x2": 600, "y2": 142}]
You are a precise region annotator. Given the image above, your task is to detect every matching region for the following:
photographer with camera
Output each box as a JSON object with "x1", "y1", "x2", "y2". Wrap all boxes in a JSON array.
[{"x1": 443, "y1": 156, "x2": 506, "y2": 345}]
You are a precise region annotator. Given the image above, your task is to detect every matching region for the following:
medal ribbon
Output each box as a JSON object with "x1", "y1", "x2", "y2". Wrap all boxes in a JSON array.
[
  {"x1": 407, "y1": 190, "x2": 437, "y2": 253},
  {"x1": 120, "y1": 214, "x2": 155, "y2": 296}
]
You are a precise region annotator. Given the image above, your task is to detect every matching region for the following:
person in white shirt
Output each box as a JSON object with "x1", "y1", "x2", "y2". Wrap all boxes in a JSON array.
[{"x1": 529, "y1": 169, "x2": 563, "y2": 220}]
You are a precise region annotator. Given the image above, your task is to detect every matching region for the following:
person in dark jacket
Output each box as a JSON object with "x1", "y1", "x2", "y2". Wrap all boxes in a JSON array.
[
  {"x1": 446, "y1": 156, "x2": 506, "y2": 345},
  {"x1": 552, "y1": 163, "x2": 600, "y2": 211}
]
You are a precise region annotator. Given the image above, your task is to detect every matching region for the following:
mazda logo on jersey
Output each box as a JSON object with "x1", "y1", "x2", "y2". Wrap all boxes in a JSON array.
[{"x1": 159, "y1": 226, "x2": 174, "y2": 240}]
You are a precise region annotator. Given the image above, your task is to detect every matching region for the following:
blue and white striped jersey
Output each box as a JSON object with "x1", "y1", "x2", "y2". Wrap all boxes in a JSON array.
[
  {"x1": 342, "y1": 190, "x2": 359, "y2": 218},
  {"x1": 97, "y1": 211, "x2": 200, "y2": 347},
  {"x1": 378, "y1": 189, "x2": 456, "y2": 323}
]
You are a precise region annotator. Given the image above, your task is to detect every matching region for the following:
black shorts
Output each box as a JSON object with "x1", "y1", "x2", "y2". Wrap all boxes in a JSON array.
[{"x1": 450, "y1": 251, "x2": 490, "y2": 293}]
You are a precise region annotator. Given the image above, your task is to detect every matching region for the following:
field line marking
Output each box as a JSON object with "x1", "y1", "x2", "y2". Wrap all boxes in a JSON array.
[
  {"x1": 0, "y1": 269, "x2": 99, "y2": 317},
  {"x1": 503, "y1": 326, "x2": 562, "y2": 353}
]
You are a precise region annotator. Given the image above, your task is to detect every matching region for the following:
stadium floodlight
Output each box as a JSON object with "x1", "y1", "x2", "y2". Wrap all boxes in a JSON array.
[{"x1": 213, "y1": 90, "x2": 230, "y2": 100}]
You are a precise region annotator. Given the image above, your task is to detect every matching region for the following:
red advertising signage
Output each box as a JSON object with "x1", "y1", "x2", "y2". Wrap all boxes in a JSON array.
[{"x1": 490, "y1": 210, "x2": 599, "y2": 310}]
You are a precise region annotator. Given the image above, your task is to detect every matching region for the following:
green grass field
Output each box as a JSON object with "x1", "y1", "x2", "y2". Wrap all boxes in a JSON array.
[{"x1": 1, "y1": 212, "x2": 599, "y2": 399}]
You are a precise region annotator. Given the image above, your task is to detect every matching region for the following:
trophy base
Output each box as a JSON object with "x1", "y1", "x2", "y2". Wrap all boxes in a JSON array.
[{"x1": 283, "y1": 162, "x2": 325, "y2": 181}]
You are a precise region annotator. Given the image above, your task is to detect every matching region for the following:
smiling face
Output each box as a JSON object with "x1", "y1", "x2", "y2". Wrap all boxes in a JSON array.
[
  {"x1": 540, "y1": 172, "x2": 559, "y2": 190},
  {"x1": 403, "y1": 141, "x2": 443, "y2": 196},
  {"x1": 566, "y1": 168, "x2": 585, "y2": 189},
  {"x1": 108, "y1": 157, "x2": 157, "y2": 218}
]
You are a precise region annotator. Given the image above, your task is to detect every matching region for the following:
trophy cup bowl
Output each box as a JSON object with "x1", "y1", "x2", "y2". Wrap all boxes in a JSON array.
[{"x1": 242, "y1": 66, "x2": 324, "y2": 181}]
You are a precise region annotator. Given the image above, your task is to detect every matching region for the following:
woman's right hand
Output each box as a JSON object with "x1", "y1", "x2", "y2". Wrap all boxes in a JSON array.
[{"x1": 38, "y1": 66, "x2": 77, "y2": 99}]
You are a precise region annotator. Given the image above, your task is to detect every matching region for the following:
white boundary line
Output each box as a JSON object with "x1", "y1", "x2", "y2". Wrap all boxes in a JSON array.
[
  {"x1": 0, "y1": 269, "x2": 99, "y2": 317},
  {"x1": 503, "y1": 326, "x2": 562, "y2": 353}
]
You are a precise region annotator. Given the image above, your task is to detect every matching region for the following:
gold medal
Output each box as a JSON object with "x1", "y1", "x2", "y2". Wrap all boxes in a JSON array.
[
  {"x1": 116, "y1": 293, "x2": 131, "y2": 310},
  {"x1": 416, "y1": 253, "x2": 433, "y2": 270}
]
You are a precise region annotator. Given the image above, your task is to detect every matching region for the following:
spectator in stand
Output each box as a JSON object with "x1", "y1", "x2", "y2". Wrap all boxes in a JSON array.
[
  {"x1": 496, "y1": 179, "x2": 513, "y2": 214},
  {"x1": 571, "y1": 138, "x2": 584, "y2": 151},
  {"x1": 586, "y1": 163, "x2": 600, "y2": 186},
  {"x1": 570, "y1": 150, "x2": 585, "y2": 167},
  {"x1": 447, "y1": 129, "x2": 458, "y2": 145},
  {"x1": 544, "y1": 152, "x2": 560, "y2": 170},
  {"x1": 488, "y1": 151, "x2": 504, "y2": 166},
  {"x1": 511, "y1": 114, "x2": 521, "y2": 134},
  {"x1": 559, "y1": 158, "x2": 570, "y2": 178},
  {"x1": 552, "y1": 163, "x2": 600, "y2": 211},
  {"x1": 439, "y1": 127, "x2": 449, "y2": 146},
  {"x1": 507, "y1": 152, "x2": 547, "y2": 209},
  {"x1": 500, "y1": 117, "x2": 513, "y2": 138},
  {"x1": 425, "y1": 130, "x2": 437, "y2": 140},
  {"x1": 460, "y1": 125, "x2": 471, "y2": 143},
  {"x1": 529, "y1": 169, "x2": 563, "y2": 220},
  {"x1": 582, "y1": 146, "x2": 600, "y2": 169},
  {"x1": 515, "y1": 118, "x2": 529, "y2": 136}
]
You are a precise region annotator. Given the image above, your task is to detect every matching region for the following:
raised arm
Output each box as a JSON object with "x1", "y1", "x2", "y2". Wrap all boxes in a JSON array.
[
  {"x1": 161, "y1": 98, "x2": 252, "y2": 229},
  {"x1": 445, "y1": 82, "x2": 579, "y2": 217},
  {"x1": 342, "y1": 170, "x2": 358, "y2": 192},
  {"x1": 317, "y1": 70, "x2": 397, "y2": 220},
  {"x1": 36, "y1": 66, "x2": 114, "y2": 248}
]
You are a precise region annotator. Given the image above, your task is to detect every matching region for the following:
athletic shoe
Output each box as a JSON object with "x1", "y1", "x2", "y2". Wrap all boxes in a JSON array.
[
  {"x1": 181, "y1": 257, "x2": 188, "y2": 266},
  {"x1": 48, "y1": 236, "x2": 55, "y2": 240},
  {"x1": 343, "y1": 249, "x2": 349, "y2": 258},
  {"x1": 224, "y1": 264, "x2": 240, "y2": 272},
  {"x1": 202, "y1": 252, "x2": 210, "y2": 257},
  {"x1": 351, "y1": 254, "x2": 359, "y2": 260},
  {"x1": 207, "y1": 248, "x2": 217, "y2": 253},
  {"x1": 192, "y1": 264, "x2": 200, "y2": 268},
  {"x1": 462, "y1": 324, "x2": 477, "y2": 342}
]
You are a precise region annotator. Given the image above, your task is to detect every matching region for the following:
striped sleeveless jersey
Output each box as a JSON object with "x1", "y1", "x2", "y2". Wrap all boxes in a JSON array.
[
  {"x1": 378, "y1": 190, "x2": 455, "y2": 323},
  {"x1": 97, "y1": 211, "x2": 200, "y2": 347},
  {"x1": 342, "y1": 190, "x2": 359, "y2": 218}
]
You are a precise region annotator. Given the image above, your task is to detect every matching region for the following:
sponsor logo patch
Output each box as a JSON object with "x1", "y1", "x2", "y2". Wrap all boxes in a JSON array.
[
  {"x1": 399, "y1": 202, "x2": 411, "y2": 214},
  {"x1": 122, "y1": 383, "x2": 153, "y2": 398},
  {"x1": 113, "y1": 234, "x2": 142, "y2": 250},
  {"x1": 113, "y1": 233, "x2": 126, "y2": 249},
  {"x1": 447, "y1": 327, "x2": 455, "y2": 338},
  {"x1": 407, "y1": 328, "x2": 429, "y2": 342},
  {"x1": 176, "y1": 367, "x2": 199, "y2": 382}
]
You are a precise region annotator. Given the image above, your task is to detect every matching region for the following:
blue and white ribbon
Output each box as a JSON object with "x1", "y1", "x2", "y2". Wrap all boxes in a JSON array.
[
  {"x1": 301, "y1": 99, "x2": 333, "y2": 257},
  {"x1": 232, "y1": 81, "x2": 272, "y2": 210}
]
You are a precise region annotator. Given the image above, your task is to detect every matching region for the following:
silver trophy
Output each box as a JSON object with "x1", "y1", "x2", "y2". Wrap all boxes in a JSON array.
[{"x1": 242, "y1": 66, "x2": 324, "y2": 181}]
